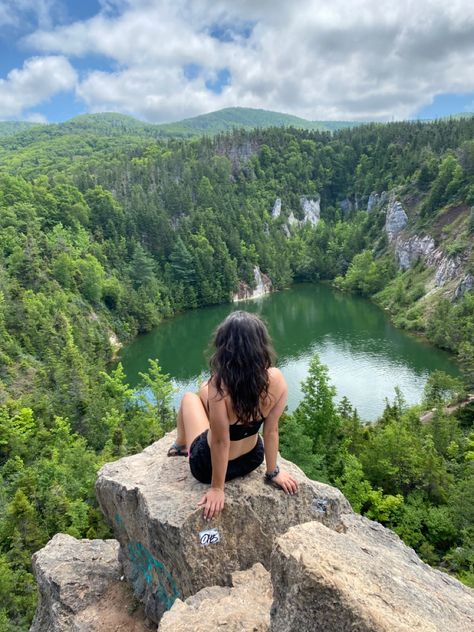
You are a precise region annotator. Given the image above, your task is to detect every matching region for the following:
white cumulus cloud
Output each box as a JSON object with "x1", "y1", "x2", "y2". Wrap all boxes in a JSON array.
[
  {"x1": 0, "y1": 0, "x2": 62, "y2": 29},
  {"x1": 19, "y1": 0, "x2": 474, "y2": 122},
  {"x1": 0, "y1": 55, "x2": 77, "y2": 119}
]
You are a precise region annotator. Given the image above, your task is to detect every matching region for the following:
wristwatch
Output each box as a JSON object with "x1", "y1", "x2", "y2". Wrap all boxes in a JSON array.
[{"x1": 265, "y1": 465, "x2": 280, "y2": 481}]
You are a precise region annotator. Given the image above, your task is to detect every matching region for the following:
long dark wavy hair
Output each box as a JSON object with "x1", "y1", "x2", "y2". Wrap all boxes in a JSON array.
[{"x1": 209, "y1": 311, "x2": 276, "y2": 424}]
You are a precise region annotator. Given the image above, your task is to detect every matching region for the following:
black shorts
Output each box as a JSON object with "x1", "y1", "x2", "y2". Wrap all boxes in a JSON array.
[{"x1": 189, "y1": 429, "x2": 264, "y2": 484}]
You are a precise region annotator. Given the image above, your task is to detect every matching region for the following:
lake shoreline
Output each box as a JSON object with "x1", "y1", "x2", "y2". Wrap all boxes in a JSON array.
[
  {"x1": 118, "y1": 283, "x2": 460, "y2": 422},
  {"x1": 117, "y1": 277, "x2": 459, "y2": 368}
]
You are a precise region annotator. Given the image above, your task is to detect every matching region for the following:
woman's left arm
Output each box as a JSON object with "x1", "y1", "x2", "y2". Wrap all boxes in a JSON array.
[{"x1": 263, "y1": 370, "x2": 298, "y2": 494}]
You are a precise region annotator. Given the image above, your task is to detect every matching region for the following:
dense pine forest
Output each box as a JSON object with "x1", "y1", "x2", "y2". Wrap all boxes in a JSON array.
[{"x1": 0, "y1": 114, "x2": 473, "y2": 629}]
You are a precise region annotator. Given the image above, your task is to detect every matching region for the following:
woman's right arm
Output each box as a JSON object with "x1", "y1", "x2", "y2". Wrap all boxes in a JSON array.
[
  {"x1": 263, "y1": 369, "x2": 298, "y2": 494},
  {"x1": 198, "y1": 381, "x2": 229, "y2": 520}
]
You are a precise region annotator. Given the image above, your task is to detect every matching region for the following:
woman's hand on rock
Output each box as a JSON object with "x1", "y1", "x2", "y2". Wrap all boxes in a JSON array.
[
  {"x1": 198, "y1": 487, "x2": 225, "y2": 521},
  {"x1": 273, "y1": 469, "x2": 298, "y2": 495}
]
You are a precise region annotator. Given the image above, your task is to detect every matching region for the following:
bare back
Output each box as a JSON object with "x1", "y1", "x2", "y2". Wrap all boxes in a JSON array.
[{"x1": 201, "y1": 367, "x2": 287, "y2": 459}]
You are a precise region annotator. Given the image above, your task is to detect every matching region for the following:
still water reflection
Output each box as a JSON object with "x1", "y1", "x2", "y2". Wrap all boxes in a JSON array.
[{"x1": 120, "y1": 284, "x2": 460, "y2": 421}]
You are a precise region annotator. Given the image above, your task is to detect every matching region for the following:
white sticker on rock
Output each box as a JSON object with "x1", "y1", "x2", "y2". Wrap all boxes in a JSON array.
[{"x1": 199, "y1": 528, "x2": 220, "y2": 546}]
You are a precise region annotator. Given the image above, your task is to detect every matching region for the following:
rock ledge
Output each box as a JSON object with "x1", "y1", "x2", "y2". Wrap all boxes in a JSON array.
[
  {"x1": 95, "y1": 430, "x2": 350, "y2": 622},
  {"x1": 30, "y1": 533, "x2": 151, "y2": 631},
  {"x1": 158, "y1": 563, "x2": 271, "y2": 632}
]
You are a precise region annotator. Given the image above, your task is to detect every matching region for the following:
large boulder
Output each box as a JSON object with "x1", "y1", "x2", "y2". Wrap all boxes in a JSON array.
[
  {"x1": 95, "y1": 431, "x2": 351, "y2": 623},
  {"x1": 158, "y1": 563, "x2": 271, "y2": 632},
  {"x1": 270, "y1": 515, "x2": 474, "y2": 632},
  {"x1": 30, "y1": 533, "x2": 151, "y2": 632}
]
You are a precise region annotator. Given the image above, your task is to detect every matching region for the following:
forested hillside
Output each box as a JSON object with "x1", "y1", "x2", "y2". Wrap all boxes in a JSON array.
[
  {"x1": 155, "y1": 106, "x2": 359, "y2": 134},
  {"x1": 0, "y1": 122, "x2": 39, "y2": 139},
  {"x1": 0, "y1": 116, "x2": 473, "y2": 629}
]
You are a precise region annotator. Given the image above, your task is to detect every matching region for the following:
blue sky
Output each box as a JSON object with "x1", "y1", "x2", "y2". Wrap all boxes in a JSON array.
[{"x1": 1, "y1": 0, "x2": 474, "y2": 123}]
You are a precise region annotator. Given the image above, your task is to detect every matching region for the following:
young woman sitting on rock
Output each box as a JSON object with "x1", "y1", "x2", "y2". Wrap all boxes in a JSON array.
[{"x1": 168, "y1": 310, "x2": 298, "y2": 520}]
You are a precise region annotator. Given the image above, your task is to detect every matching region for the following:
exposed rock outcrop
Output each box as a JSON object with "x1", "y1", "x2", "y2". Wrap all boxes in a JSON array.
[
  {"x1": 274, "y1": 196, "x2": 320, "y2": 236},
  {"x1": 33, "y1": 436, "x2": 474, "y2": 632},
  {"x1": 339, "y1": 197, "x2": 356, "y2": 215},
  {"x1": 158, "y1": 563, "x2": 271, "y2": 632},
  {"x1": 286, "y1": 210, "x2": 299, "y2": 227},
  {"x1": 367, "y1": 190, "x2": 387, "y2": 212},
  {"x1": 395, "y1": 234, "x2": 436, "y2": 271},
  {"x1": 215, "y1": 137, "x2": 260, "y2": 172},
  {"x1": 434, "y1": 252, "x2": 464, "y2": 287},
  {"x1": 374, "y1": 191, "x2": 472, "y2": 299},
  {"x1": 233, "y1": 265, "x2": 272, "y2": 301},
  {"x1": 95, "y1": 431, "x2": 350, "y2": 623},
  {"x1": 385, "y1": 194, "x2": 408, "y2": 241},
  {"x1": 271, "y1": 198, "x2": 281, "y2": 218},
  {"x1": 270, "y1": 516, "x2": 474, "y2": 632},
  {"x1": 454, "y1": 272, "x2": 474, "y2": 299},
  {"x1": 30, "y1": 534, "x2": 150, "y2": 632},
  {"x1": 394, "y1": 233, "x2": 473, "y2": 298},
  {"x1": 299, "y1": 196, "x2": 320, "y2": 226}
]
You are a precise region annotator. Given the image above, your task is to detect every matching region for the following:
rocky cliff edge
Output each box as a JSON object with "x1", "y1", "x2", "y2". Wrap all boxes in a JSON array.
[{"x1": 30, "y1": 431, "x2": 474, "y2": 631}]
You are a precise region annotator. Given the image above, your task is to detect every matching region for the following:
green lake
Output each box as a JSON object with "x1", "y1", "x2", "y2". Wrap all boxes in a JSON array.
[{"x1": 119, "y1": 283, "x2": 460, "y2": 421}]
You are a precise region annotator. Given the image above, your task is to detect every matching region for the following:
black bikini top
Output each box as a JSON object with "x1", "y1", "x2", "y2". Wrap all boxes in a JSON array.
[
  {"x1": 206, "y1": 399, "x2": 265, "y2": 441},
  {"x1": 228, "y1": 417, "x2": 265, "y2": 441}
]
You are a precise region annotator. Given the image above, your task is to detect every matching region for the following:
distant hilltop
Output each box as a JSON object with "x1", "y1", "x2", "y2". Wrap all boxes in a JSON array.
[
  {"x1": 0, "y1": 107, "x2": 360, "y2": 140},
  {"x1": 1, "y1": 106, "x2": 473, "y2": 140},
  {"x1": 156, "y1": 106, "x2": 360, "y2": 134}
]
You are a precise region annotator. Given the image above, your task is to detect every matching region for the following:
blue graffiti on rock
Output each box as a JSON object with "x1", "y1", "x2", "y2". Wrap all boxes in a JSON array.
[{"x1": 127, "y1": 541, "x2": 180, "y2": 610}]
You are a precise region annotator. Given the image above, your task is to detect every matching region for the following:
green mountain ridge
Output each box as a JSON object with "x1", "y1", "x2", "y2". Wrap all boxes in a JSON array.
[
  {"x1": 0, "y1": 121, "x2": 41, "y2": 137},
  {"x1": 155, "y1": 106, "x2": 360, "y2": 134},
  {"x1": 0, "y1": 107, "x2": 364, "y2": 142},
  {"x1": 1, "y1": 106, "x2": 473, "y2": 143}
]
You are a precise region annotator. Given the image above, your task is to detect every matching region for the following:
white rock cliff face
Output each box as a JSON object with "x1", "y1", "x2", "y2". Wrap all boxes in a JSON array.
[
  {"x1": 384, "y1": 194, "x2": 408, "y2": 241},
  {"x1": 299, "y1": 196, "x2": 320, "y2": 226},
  {"x1": 272, "y1": 196, "x2": 320, "y2": 237},
  {"x1": 377, "y1": 191, "x2": 472, "y2": 299},
  {"x1": 233, "y1": 265, "x2": 272, "y2": 301},
  {"x1": 367, "y1": 190, "x2": 387, "y2": 213},
  {"x1": 394, "y1": 233, "x2": 473, "y2": 297},
  {"x1": 395, "y1": 234, "x2": 436, "y2": 271},
  {"x1": 271, "y1": 198, "x2": 281, "y2": 218},
  {"x1": 455, "y1": 272, "x2": 474, "y2": 299}
]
